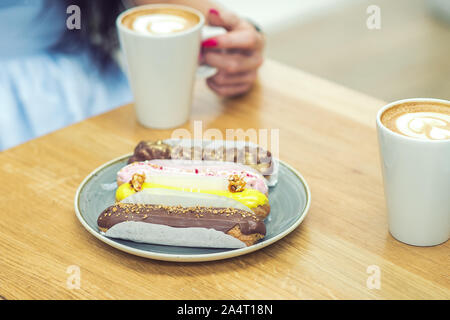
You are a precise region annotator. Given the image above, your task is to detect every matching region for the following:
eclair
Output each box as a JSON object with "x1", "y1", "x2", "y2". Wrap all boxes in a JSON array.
[
  {"x1": 116, "y1": 160, "x2": 271, "y2": 219},
  {"x1": 97, "y1": 202, "x2": 266, "y2": 248},
  {"x1": 118, "y1": 160, "x2": 268, "y2": 193},
  {"x1": 128, "y1": 140, "x2": 274, "y2": 177}
]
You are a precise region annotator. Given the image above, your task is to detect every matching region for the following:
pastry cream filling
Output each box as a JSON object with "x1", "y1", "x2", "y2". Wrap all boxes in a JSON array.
[{"x1": 116, "y1": 182, "x2": 268, "y2": 209}]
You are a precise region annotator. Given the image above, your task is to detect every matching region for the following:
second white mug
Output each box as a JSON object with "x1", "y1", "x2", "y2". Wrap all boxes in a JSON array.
[{"x1": 376, "y1": 98, "x2": 450, "y2": 246}]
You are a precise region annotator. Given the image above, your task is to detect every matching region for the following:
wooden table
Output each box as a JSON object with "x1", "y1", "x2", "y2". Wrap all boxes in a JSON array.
[{"x1": 0, "y1": 60, "x2": 448, "y2": 300}]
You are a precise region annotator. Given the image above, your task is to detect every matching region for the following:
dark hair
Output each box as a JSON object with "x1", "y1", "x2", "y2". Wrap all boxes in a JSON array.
[{"x1": 54, "y1": 0, "x2": 126, "y2": 68}]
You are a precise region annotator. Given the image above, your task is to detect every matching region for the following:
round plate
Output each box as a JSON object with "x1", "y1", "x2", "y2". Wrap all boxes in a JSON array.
[{"x1": 74, "y1": 154, "x2": 311, "y2": 262}]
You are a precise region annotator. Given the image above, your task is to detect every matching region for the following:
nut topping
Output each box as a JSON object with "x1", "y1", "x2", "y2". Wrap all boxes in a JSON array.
[
  {"x1": 228, "y1": 174, "x2": 246, "y2": 193},
  {"x1": 130, "y1": 173, "x2": 146, "y2": 192}
]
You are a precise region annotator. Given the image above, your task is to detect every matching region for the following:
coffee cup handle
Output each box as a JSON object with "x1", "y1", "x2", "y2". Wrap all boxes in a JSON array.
[{"x1": 196, "y1": 25, "x2": 227, "y2": 79}]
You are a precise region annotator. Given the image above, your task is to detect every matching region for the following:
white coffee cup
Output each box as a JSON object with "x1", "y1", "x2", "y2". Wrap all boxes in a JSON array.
[
  {"x1": 116, "y1": 4, "x2": 225, "y2": 129},
  {"x1": 376, "y1": 98, "x2": 450, "y2": 246}
]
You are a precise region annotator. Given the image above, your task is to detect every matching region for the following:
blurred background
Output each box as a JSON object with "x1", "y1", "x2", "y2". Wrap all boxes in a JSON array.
[
  {"x1": 218, "y1": 0, "x2": 450, "y2": 102},
  {"x1": 1, "y1": 0, "x2": 449, "y2": 151}
]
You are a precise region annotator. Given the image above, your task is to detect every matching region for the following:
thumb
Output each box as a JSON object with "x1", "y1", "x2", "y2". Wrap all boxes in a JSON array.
[{"x1": 207, "y1": 8, "x2": 240, "y2": 31}]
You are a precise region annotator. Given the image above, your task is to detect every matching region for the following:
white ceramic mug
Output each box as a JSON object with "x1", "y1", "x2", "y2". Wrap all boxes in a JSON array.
[
  {"x1": 116, "y1": 4, "x2": 224, "y2": 129},
  {"x1": 376, "y1": 98, "x2": 450, "y2": 246}
]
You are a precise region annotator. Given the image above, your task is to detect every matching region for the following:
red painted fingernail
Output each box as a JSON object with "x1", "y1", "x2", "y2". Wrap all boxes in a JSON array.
[
  {"x1": 201, "y1": 38, "x2": 218, "y2": 47},
  {"x1": 209, "y1": 8, "x2": 219, "y2": 16}
]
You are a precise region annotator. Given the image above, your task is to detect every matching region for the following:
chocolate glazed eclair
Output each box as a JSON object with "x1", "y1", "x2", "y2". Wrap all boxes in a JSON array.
[
  {"x1": 98, "y1": 203, "x2": 266, "y2": 247},
  {"x1": 128, "y1": 140, "x2": 274, "y2": 176}
]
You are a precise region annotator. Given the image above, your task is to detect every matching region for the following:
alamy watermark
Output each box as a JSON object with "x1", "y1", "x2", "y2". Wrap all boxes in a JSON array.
[
  {"x1": 66, "y1": 4, "x2": 382, "y2": 31},
  {"x1": 66, "y1": 5, "x2": 81, "y2": 30},
  {"x1": 170, "y1": 120, "x2": 280, "y2": 163},
  {"x1": 66, "y1": 265, "x2": 81, "y2": 290},
  {"x1": 366, "y1": 5, "x2": 381, "y2": 30},
  {"x1": 366, "y1": 265, "x2": 381, "y2": 290}
]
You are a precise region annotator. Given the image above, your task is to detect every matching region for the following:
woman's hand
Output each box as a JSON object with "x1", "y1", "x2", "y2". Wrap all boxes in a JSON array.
[{"x1": 201, "y1": 8, "x2": 264, "y2": 97}]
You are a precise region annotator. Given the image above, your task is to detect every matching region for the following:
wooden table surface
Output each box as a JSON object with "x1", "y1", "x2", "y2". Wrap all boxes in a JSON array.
[{"x1": 0, "y1": 60, "x2": 448, "y2": 300}]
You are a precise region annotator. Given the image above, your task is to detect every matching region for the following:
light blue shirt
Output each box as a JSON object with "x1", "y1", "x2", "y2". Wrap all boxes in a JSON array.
[{"x1": 0, "y1": 0, "x2": 132, "y2": 151}]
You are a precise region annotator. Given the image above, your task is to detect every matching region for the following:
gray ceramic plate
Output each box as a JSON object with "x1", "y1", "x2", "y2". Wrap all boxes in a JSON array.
[{"x1": 74, "y1": 154, "x2": 311, "y2": 262}]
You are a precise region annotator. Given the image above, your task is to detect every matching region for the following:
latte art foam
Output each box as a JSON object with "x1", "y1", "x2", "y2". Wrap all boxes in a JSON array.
[
  {"x1": 121, "y1": 8, "x2": 200, "y2": 35},
  {"x1": 395, "y1": 112, "x2": 450, "y2": 140},
  {"x1": 133, "y1": 14, "x2": 190, "y2": 34},
  {"x1": 381, "y1": 101, "x2": 450, "y2": 141}
]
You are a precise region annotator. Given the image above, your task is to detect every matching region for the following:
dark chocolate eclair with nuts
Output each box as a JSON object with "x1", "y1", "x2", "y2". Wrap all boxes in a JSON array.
[
  {"x1": 98, "y1": 203, "x2": 266, "y2": 247},
  {"x1": 128, "y1": 140, "x2": 273, "y2": 176}
]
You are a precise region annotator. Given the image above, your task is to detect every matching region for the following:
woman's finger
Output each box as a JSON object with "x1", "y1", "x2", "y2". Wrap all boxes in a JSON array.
[
  {"x1": 207, "y1": 78, "x2": 253, "y2": 97},
  {"x1": 207, "y1": 8, "x2": 240, "y2": 31},
  {"x1": 203, "y1": 28, "x2": 264, "y2": 51},
  {"x1": 208, "y1": 70, "x2": 257, "y2": 86},
  {"x1": 203, "y1": 50, "x2": 263, "y2": 74}
]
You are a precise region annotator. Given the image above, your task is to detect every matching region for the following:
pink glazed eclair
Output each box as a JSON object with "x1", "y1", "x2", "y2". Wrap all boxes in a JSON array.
[{"x1": 117, "y1": 159, "x2": 269, "y2": 195}]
